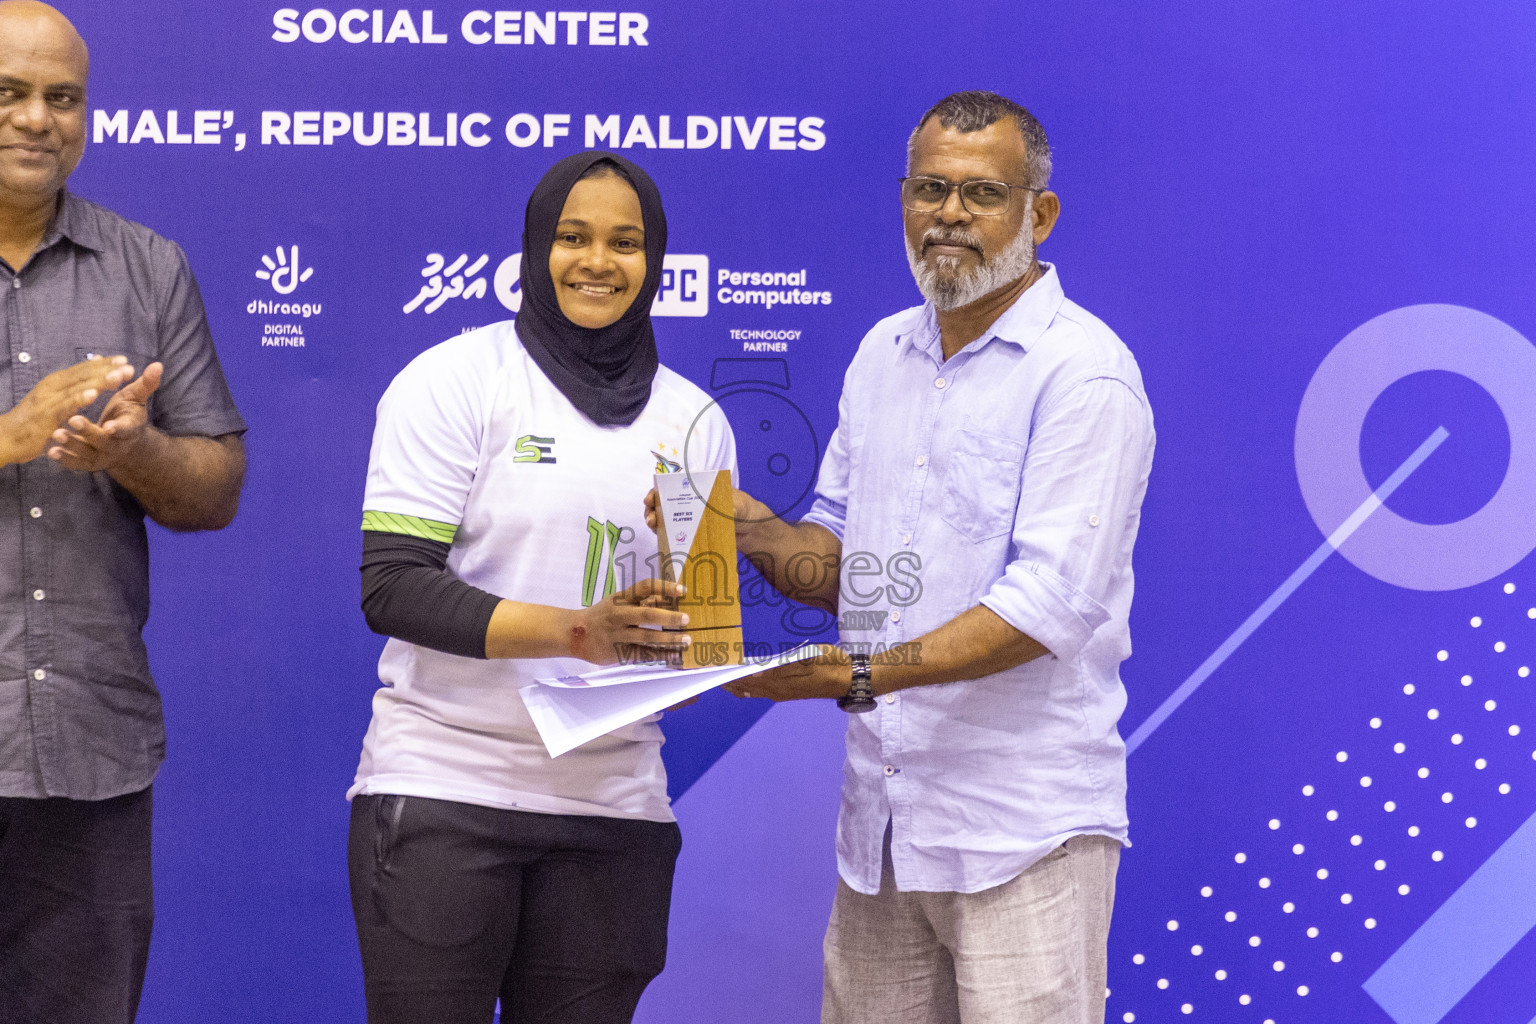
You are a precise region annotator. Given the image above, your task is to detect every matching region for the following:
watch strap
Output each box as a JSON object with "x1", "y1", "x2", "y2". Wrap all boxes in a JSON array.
[{"x1": 837, "y1": 652, "x2": 877, "y2": 713}]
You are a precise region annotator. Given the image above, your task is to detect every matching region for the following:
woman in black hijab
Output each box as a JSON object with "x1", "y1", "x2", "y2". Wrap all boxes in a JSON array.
[
  {"x1": 348, "y1": 152, "x2": 737, "y2": 1024},
  {"x1": 515, "y1": 151, "x2": 664, "y2": 425}
]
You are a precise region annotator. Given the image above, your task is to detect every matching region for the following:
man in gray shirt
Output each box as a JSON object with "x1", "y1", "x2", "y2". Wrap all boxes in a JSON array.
[{"x1": 0, "y1": 3, "x2": 247, "y2": 1020}]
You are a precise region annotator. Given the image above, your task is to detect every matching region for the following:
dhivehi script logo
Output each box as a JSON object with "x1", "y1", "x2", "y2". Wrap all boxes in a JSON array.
[{"x1": 404, "y1": 254, "x2": 490, "y2": 313}]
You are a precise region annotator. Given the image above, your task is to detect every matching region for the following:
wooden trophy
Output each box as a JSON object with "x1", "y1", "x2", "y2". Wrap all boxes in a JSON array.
[{"x1": 654, "y1": 469, "x2": 744, "y2": 668}]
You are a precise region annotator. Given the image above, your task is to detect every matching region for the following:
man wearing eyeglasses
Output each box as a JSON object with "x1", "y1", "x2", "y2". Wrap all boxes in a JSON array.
[{"x1": 725, "y1": 90, "x2": 1155, "y2": 1023}]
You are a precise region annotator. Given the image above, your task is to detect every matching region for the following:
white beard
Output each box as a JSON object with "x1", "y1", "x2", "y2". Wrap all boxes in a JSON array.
[{"x1": 905, "y1": 201, "x2": 1036, "y2": 312}]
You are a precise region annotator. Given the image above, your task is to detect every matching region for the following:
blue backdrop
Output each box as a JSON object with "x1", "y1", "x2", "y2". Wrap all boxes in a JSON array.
[{"x1": 55, "y1": 2, "x2": 1536, "y2": 1021}]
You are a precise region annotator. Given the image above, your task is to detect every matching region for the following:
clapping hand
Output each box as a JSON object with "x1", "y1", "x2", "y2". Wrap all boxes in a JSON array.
[
  {"x1": 48, "y1": 362, "x2": 163, "y2": 473},
  {"x1": 0, "y1": 356, "x2": 134, "y2": 467}
]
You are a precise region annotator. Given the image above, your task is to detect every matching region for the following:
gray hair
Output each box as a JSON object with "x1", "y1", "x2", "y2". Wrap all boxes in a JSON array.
[{"x1": 907, "y1": 91, "x2": 1052, "y2": 190}]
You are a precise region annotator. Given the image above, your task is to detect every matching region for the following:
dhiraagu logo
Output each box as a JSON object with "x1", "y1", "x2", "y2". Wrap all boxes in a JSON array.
[
  {"x1": 255, "y1": 245, "x2": 314, "y2": 294},
  {"x1": 513, "y1": 435, "x2": 556, "y2": 464}
]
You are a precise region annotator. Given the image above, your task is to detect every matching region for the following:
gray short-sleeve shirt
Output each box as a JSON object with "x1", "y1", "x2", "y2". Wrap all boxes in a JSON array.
[{"x1": 0, "y1": 191, "x2": 246, "y2": 800}]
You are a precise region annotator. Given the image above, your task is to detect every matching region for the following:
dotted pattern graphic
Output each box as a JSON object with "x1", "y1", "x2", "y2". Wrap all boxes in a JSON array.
[{"x1": 1110, "y1": 575, "x2": 1534, "y2": 1023}]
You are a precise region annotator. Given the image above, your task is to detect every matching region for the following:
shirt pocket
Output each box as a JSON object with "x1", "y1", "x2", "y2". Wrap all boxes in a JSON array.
[
  {"x1": 74, "y1": 346, "x2": 153, "y2": 423},
  {"x1": 939, "y1": 428, "x2": 1025, "y2": 543}
]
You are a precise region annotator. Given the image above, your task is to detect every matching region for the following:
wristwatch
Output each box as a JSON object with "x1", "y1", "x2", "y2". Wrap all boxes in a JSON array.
[{"x1": 837, "y1": 652, "x2": 877, "y2": 713}]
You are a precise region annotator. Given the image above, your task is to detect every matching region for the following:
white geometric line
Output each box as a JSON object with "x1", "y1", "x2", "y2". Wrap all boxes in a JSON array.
[{"x1": 1126, "y1": 427, "x2": 1450, "y2": 755}]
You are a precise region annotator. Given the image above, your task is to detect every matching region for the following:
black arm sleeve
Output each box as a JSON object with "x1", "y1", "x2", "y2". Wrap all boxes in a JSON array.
[{"x1": 360, "y1": 531, "x2": 504, "y2": 659}]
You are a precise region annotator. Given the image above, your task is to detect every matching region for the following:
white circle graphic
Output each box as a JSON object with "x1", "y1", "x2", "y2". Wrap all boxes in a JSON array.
[{"x1": 1295, "y1": 304, "x2": 1536, "y2": 590}]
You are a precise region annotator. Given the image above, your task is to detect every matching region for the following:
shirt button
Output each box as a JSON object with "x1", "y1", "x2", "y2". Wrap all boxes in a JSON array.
[
  {"x1": 29, "y1": 507, "x2": 41, "y2": 518},
  {"x1": 935, "y1": 377, "x2": 946, "y2": 389},
  {"x1": 884, "y1": 694, "x2": 896, "y2": 704},
  {"x1": 902, "y1": 532, "x2": 912, "y2": 545},
  {"x1": 10, "y1": 278, "x2": 19, "y2": 290},
  {"x1": 890, "y1": 610, "x2": 902, "y2": 623},
  {"x1": 1089, "y1": 514, "x2": 1101, "y2": 527},
  {"x1": 17, "y1": 352, "x2": 30, "y2": 363},
  {"x1": 883, "y1": 764, "x2": 896, "y2": 776},
  {"x1": 32, "y1": 668, "x2": 44, "y2": 680},
  {"x1": 32, "y1": 589, "x2": 44, "y2": 601},
  {"x1": 915, "y1": 454, "x2": 927, "y2": 467}
]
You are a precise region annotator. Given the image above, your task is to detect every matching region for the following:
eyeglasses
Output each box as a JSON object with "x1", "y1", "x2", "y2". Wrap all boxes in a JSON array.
[{"x1": 898, "y1": 176, "x2": 1042, "y2": 215}]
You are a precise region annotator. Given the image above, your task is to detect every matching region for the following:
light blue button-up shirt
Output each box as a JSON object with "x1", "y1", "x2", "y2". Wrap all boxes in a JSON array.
[{"x1": 802, "y1": 263, "x2": 1154, "y2": 895}]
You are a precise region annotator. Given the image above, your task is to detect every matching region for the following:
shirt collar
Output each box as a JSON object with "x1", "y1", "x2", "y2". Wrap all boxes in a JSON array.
[
  {"x1": 903, "y1": 261, "x2": 1066, "y2": 359},
  {"x1": 46, "y1": 191, "x2": 107, "y2": 253}
]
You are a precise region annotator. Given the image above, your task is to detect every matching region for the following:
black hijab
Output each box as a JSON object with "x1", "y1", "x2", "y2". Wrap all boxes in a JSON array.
[{"x1": 515, "y1": 151, "x2": 666, "y2": 426}]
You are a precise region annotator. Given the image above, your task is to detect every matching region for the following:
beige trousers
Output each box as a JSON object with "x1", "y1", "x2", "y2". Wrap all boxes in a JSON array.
[{"x1": 822, "y1": 833, "x2": 1120, "y2": 1024}]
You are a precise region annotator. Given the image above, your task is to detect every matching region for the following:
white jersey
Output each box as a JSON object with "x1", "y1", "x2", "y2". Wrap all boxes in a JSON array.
[{"x1": 350, "y1": 321, "x2": 737, "y2": 822}]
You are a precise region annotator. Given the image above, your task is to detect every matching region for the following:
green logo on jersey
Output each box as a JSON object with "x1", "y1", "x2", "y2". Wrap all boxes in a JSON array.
[
  {"x1": 583, "y1": 517, "x2": 623, "y2": 606},
  {"x1": 514, "y1": 435, "x2": 557, "y2": 464}
]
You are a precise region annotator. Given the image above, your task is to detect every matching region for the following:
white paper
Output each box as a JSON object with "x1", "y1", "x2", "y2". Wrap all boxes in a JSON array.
[
  {"x1": 536, "y1": 658, "x2": 690, "y2": 689},
  {"x1": 520, "y1": 643, "x2": 822, "y2": 757}
]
